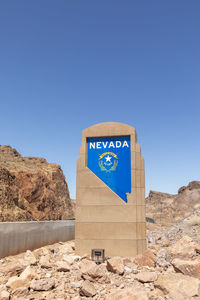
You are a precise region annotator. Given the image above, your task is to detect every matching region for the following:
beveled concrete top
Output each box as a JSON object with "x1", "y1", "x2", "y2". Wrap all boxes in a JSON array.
[{"x1": 82, "y1": 122, "x2": 136, "y2": 138}]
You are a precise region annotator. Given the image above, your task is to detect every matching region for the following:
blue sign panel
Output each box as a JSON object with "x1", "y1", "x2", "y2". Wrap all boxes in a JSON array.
[{"x1": 87, "y1": 136, "x2": 131, "y2": 203}]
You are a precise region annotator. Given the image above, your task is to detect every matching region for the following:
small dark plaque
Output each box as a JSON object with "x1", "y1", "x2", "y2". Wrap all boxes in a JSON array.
[{"x1": 91, "y1": 248, "x2": 105, "y2": 264}]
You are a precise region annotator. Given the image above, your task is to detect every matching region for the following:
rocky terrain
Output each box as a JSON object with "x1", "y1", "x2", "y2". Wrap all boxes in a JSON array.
[
  {"x1": 0, "y1": 146, "x2": 74, "y2": 221},
  {"x1": 1, "y1": 201, "x2": 200, "y2": 300},
  {"x1": 146, "y1": 181, "x2": 200, "y2": 226},
  {"x1": 1, "y1": 215, "x2": 200, "y2": 300}
]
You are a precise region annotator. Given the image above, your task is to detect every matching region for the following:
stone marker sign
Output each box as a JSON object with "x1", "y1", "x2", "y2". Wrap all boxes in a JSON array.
[{"x1": 75, "y1": 122, "x2": 146, "y2": 257}]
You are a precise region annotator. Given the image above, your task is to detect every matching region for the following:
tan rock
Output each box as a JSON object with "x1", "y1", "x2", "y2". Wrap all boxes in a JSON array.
[
  {"x1": 0, "y1": 291, "x2": 10, "y2": 300},
  {"x1": 135, "y1": 271, "x2": 158, "y2": 283},
  {"x1": 24, "y1": 250, "x2": 37, "y2": 265},
  {"x1": 91, "y1": 265, "x2": 109, "y2": 283},
  {"x1": 79, "y1": 259, "x2": 97, "y2": 274},
  {"x1": 162, "y1": 240, "x2": 170, "y2": 247},
  {"x1": 154, "y1": 273, "x2": 200, "y2": 299},
  {"x1": 63, "y1": 254, "x2": 78, "y2": 265},
  {"x1": 149, "y1": 288, "x2": 164, "y2": 298},
  {"x1": 11, "y1": 287, "x2": 29, "y2": 298},
  {"x1": 39, "y1": 255, "x2": 51, "y2": 268},
  {"x1": 5, "y1": 266, "x2": 36, "y2": 290},
  {"x1": 167, "y1": 236, "x2": 200, "y2": 261},
  {"x1": 105, "y1": 288, "x2": 149, "y2": 300},
  {"x1": 172, "y1": 258, "x2": 200, "y2": 278},
  {"x1": 0, "y1": 262, "x2": 25, "y2": 278},
  {"x1": 6, "y1": 276, "x2": 24, "y2": 290},
  {"x1": 107, "y1": 257, "x2": 124, "y2": 275},
  {"x1": 34, "y1": 247, "x2": 49, "y2": 258},
  {"x1": 30, "y1": 278, "x2": 55, "y2": 291},
  {"x1": 84, "y1": 265, "x2": 100, "y2": 280},
  {"x1": 72, "y1": 296, "x2": 81, "y2": 300},
  {"x1": 59, "y1": 243, "x2": 74, "y2": 255},
  {"x1": 20, "y1": 265, "x2": 36, "y2": 281},
  {"x1": 80, "y1": 280, "x2": 96, "y2": 297},
  {"x1": 123, "y1": 257, "x2": 134, "y2": 265},
  {"x1": 80, "y1": 259, "x2": 109, "y2": 282},
  {"x1": 123, "y1": 258, "x2": 138, "y2": 273},
  {"x1": 134, "y1": 250, "x2": 156, "y2": 267},
  {"x1": 56, "y1": 261, "x2": 70, "y2": 272}
]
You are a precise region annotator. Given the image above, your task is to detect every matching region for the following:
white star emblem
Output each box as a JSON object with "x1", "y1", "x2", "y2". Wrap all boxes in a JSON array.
[{"x1": 105, "y1": 155, "x2": 112, "y2": 162}]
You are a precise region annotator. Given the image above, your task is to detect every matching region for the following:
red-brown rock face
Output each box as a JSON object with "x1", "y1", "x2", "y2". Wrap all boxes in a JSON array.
[{"x1": 0, "y1": 145, "x2": 74, "y2": 221}]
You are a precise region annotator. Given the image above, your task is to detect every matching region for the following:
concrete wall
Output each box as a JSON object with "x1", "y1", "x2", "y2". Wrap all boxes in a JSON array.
[{"x1": 0, "y1": 220, "x2": 75, "y2": 258}]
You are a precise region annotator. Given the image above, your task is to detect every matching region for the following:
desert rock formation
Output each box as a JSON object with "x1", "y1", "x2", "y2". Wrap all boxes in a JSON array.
[
  {"x1": 0, "y1": 146, "x2": 74, "y2": 221},
  {"x1": 146, "y1": 181, "x2": 200, "y2": 226}
]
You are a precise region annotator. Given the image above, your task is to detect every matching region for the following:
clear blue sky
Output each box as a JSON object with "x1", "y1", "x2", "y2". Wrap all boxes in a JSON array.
[{"x1": 0, "y1": 1, "x2": 199, "y2": 198}]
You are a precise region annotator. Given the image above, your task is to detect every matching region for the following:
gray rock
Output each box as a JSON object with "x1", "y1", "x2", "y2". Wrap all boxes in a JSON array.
[
  {"x1": 124, "y1": 266, "x2": 132, "y2": 273},
  {"x1": 30, "y1": 278, "x2": 55, "y2": 291},
  {"x1": 71, "y1": 281, "x2": 81, "y2": 289}
]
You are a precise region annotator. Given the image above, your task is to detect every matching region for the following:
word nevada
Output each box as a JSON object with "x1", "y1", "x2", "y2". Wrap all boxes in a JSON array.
[{"x1": 89, "y1": 140, "x2": 129, "y2": 149}]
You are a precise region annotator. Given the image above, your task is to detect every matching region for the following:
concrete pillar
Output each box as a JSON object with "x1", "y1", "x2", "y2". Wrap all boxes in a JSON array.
[{"x1": 75, "y1": 122, "x2": 146, "y2": 257}]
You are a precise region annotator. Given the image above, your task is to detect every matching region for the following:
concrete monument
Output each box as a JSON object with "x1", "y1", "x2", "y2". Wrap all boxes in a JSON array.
[{"x1": 75, "y1": 122, "x2": 146, "y2": 257}]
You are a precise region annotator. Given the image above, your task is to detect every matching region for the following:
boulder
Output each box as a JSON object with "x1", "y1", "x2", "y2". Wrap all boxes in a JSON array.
[
  {"x1": 172, "y1": 258, "x2": 200, "y2": 278},
  {"x1": 39, "y1": 255, "x2": 51, "y2": 269},
  {"x1": 34, "y1": 247, "x2": 49, "y2": 258},
  {"x1": 154, "y1": 273, "x2": 200, "y2": 299},
  {"x1": 63, "y1": 254, "x2": 78, "y2": 265},
  {"x1": 134, "y1": 250, "x2": 156, "y2": 267},
  {"x1": 58, "y1": 243, "x2": 74, "y2": 255},
  {"x1": 5, "y1": 265, "x2": 36, "y2": 290},
  {"x1": 80, "y1": 259, "x2": 108, "y2": 282},
  {"x1": 167, "y1": 235, "x2": 200, "y2": 261},
  {"x1": 30, "y1": 278, "x2": 55, "y2": 291},
  {"x1": 135, "y1": 271, "x2": 158, "y2": 283},
  {"x1": 105, "y1": 288, "x2": 149, "y2": 300},
  {"x1": 80, "y1": 280, "x2": 96, "y2": 297},
  {"x1": 19, "y1": 265, "x2": 36, "y2": 281},
  {"x1": 71, "y1": 282, "x2": 81, "y2": 289},
  {"x1": 56, "y1": 261, "x2": 71, "y2": 272},
  {"x1": 6, "y1": 276, "x2": 24, "y2": 290},
  {"x1": 79, "y1": 259, "x2": 97, "y2": 274},
  {"x1": 24, "y1": 250, "x2": 37, "y2": 265},
  {"x1": 106, "y1": 257, "x2": 124, "y2": 275}
]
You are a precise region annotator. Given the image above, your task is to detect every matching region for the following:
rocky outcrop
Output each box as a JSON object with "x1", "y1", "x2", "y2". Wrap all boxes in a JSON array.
[
  {"x1": 146, "y1": 181, "x2": 200, "y2": 225},
  {"x1": 0, "y1": 145, "x2": 74, "y2": 221}
]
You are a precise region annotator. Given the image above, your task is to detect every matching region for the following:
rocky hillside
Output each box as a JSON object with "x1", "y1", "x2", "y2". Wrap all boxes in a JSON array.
[
  {"x1": 0, "y1": 146, "x2": 74, "y2": 221},
  {"x1": 146, "y1": 181, "x2": 200, "y2": 226}
]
